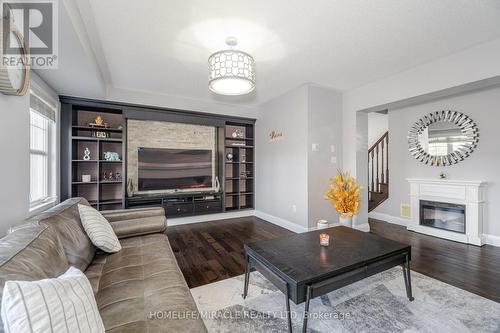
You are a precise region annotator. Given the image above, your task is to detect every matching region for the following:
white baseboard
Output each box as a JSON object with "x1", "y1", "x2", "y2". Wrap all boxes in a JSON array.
[
  {"x1": 370, "y1": 212, "x2": 500, "y2": 248},
  {"x1": 353, "y1": 223, "x2": 370, "y2": 232},
  {"x1": 308, "y1": 222, "x2": 340, "y2": 232},
  {"x1": 369, "y1": 211, "x2": 410, "y2": 227},
  {"x1": 168, "y1": 210, "x2": 254, "y2": 226},
  {"x1": 484, "y1": 234, "x2": 500, "y2": 247},
  {"x1": 254, "y1": 210, "x2": 309, "y2": 233}
]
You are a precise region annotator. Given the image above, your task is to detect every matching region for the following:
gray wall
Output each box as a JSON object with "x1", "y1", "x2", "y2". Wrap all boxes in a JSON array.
[
  {"x1": 355, "y1": 111, "x2": 369, "y2": 229},
  {"x1": 368, "y1": 112, "x2": 388, "y2": 147},
  {"x1": 0, "y1": 93, "x2": 30, "y2": 236},
  {"x1": 307, "y1": 85, "x2": 343, "y2": 228},
  {"x1": 374, "y1": 85, "x2": 500, "y2": 237},
  {"x1": 256, "y1": 86, "x2": 309, "y2": 229},
  {"x1": 0, "y1": 73, "x2": 58, "y2": 236},
  {"x1": 256, "y1": 84, "x2": 343, "y2": 230}
]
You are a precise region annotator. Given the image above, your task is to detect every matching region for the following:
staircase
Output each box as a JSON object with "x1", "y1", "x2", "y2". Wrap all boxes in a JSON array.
[{"x1": 368, "y1": 131, "x2": 389, "y2": 212}]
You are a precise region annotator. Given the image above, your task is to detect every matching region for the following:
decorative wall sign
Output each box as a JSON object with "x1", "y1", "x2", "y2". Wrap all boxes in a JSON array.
[
  {"x1": 408, "y1": 110, "x2": 479, "y2": 166},
  {"x1": 268, "y1": 130, "x2": 283, "y2": 142}
]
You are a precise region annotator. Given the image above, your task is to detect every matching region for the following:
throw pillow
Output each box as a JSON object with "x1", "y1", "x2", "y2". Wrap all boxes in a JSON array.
[
  {"x1": 1, "y1": 266, "x2": 105, "y2": 333},
  {"x1": 77, "y1": 204, "x2": 121, "y2": 253}
]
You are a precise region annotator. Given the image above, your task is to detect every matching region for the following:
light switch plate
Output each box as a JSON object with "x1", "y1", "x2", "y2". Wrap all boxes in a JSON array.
[
  {"x1": 312, "y1": 143, "x2": 320, "y2": 151},
  {"x1": 330, "y1": 145, "x2": 335, "y2": 153},
  {"x1": 330, "y1": 156, "x2": 337, "y2": 164}
]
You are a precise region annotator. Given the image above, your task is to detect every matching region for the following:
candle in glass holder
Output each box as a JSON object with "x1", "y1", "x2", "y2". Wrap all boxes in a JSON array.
[{"x1": 319, "y1": 233, "x2": 329, "y2": 246}]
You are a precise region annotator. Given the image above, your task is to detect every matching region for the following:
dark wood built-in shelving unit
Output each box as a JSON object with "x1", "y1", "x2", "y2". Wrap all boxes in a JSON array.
[
  {"x1": 60, "y1": 96, "x2": 255, "y2": 217},
  {"x1": 61, "y1": 100, "x2": 125, "y2": 211},
  {"x1": 224, "y1": 122, "x2": 255, "y2": 211}
]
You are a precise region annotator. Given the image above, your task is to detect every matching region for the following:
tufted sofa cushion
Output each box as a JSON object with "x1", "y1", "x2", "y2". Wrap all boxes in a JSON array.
[
  {"x1": 27, "y1": 197, "x2": 96, "y2": 271},
  {"x1": 85, "y1": 233, "x2": 207, "y2": 333}
]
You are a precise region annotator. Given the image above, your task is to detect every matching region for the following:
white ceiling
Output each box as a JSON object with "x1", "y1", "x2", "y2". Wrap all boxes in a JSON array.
[
  {"x1": 41, "y1": 0, "x2": 500, "y2": 106},
  {"x1": 36, "y1": 0, "x2": 106, "y2": 98}
]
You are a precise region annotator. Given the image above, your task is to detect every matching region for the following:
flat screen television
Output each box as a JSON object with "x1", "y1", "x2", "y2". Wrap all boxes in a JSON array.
[{"x1": 138, "y1": 147, "x2": 212, "y2": 191}]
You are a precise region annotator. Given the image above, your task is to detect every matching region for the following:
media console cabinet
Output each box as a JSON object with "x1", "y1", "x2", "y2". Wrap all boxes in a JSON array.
[
  {"x1": 126, "y1": 192, "x2": 223, "y2": 218},
  {"x1": 60, "y1": 96, "x2": 256, "y2": 217}
]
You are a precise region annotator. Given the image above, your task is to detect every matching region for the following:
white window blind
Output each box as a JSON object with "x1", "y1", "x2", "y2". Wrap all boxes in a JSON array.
[{"x1": 29, "y1": 90, "x2": 57, "y2": 209}]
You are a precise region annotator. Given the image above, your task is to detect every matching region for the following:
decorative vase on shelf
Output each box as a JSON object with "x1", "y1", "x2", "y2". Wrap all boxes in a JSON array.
[
  {"x1": 214, "y1": 176, "x2": 221, "y2": 193},
  {"x1": 126, "y1": 178, "x2": 134, "y2": 197},
  {"x1": 83, "y1": 147, "x2": 91, "y2": 161},
  {"x1": 339, "y1": 214, "x2": 353, "y2": 227}
]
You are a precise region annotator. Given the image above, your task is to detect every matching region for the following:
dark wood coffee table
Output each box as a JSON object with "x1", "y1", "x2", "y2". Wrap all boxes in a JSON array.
[{"x1": 243, "y1": 226, "x2": 414, "y2": 333}]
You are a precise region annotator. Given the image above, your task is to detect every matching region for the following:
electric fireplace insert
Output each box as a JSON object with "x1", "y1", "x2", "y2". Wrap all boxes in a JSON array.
[{"x1": 419, "y1": 200, "x2": 465, "y2": 234}]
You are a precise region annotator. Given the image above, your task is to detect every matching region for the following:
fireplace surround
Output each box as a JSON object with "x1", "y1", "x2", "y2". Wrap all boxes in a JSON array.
[{"x1": 408, "y1": 178, "x2": 486, "y2": 245}]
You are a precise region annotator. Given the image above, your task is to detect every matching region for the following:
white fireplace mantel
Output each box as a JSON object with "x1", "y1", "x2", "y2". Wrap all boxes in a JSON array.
[{"x1": 407, "y1": 178, "x2": 487, "y2": 246}]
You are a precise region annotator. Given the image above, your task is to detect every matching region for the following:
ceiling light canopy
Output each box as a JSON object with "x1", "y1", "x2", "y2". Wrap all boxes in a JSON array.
[{"x1": 208, "y1": 37, "x2": 255, "y2": 95}]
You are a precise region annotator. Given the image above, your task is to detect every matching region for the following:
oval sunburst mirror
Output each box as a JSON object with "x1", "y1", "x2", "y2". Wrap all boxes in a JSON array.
[{"x1": 407, "y1": 110, "x2": 479, "y2": 166}]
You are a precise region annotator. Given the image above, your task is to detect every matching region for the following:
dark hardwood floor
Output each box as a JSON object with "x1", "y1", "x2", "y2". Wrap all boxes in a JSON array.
[
  {"x1": 167, "y1": 216, "x2": 500, "y2": 303},
  {"x1": 167, "y1": 216, "x2": 294, "y2": 288},
  {"x1": 369, "y1": 218, "x2": 500, "y2": 303}
]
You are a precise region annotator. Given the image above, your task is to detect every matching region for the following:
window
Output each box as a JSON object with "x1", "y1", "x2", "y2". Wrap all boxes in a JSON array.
[
  {"x1": 452, "y1": 142, "x2": 466, "y2": 152},
  {"x1": 428, "y1": 142, "x2": 448, "y2": 156},
  {"x1": 29, "y1": 90, "x2": 57, "y2": 210}
]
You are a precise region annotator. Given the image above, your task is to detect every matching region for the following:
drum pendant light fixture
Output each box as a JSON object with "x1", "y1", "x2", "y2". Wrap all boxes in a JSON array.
[{"x1": 208, "y1": 37, "x2": 255, "y2": 95}]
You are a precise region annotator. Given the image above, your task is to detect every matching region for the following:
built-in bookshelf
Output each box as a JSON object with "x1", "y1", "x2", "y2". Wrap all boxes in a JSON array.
[
  {"x1": 224, "y1": 122, "x2": 254, "y2": 211},
  {"x1": 61, "y1": 96, "x2": 256, "y2": 215},
  {"x1": 64, "y1": 103, "x2": 125, "y2": 211}
]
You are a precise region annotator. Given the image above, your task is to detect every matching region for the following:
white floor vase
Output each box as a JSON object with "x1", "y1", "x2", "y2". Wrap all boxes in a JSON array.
[{"x1": 339, "y1": 215, "x2": 353, "y2": 227}]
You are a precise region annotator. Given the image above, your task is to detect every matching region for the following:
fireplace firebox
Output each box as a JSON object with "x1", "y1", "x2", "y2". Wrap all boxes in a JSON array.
[{"x1": 419, "y1": 200, "x2": 466, "y2": 234}]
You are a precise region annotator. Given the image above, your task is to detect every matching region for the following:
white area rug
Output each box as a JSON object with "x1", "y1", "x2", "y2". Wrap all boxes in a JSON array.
[{"x1": 191, "y1": 267, "x2": 500, "y2": 332}]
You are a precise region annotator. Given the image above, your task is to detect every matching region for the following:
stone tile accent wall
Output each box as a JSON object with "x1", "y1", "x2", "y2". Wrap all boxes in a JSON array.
[{"x1": 127, "y1": 120, "x2": 216, "y2": 195}]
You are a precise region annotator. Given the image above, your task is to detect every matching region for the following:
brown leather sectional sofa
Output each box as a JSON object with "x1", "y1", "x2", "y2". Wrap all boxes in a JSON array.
[{"x1": 0, "y1": 197, "x2": 207, "y2": 332}]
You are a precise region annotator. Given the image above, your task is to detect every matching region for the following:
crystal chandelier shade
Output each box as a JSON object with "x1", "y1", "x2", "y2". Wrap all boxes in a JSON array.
[{"x1": 208, "y1": 39, "x2": 255, "y2": 95}]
